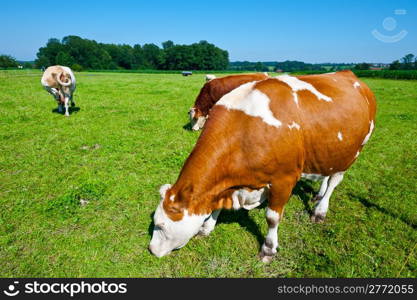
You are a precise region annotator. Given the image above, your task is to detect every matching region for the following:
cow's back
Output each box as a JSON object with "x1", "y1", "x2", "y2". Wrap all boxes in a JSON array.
[
  {"x1": 265, "y1": 71, "x2": 376, "y2": 175},
  {"x1": 209, "y1": 71, "x2": 376, "y2": 179},
  {"x1": 194, "y1": 73, "x2": 268, "y2": 116}
]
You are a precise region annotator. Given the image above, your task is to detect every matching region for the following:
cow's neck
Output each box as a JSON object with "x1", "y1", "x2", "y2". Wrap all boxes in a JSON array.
[{"x1": 171, "y1": 129, "x2": 242, "y2": 215}]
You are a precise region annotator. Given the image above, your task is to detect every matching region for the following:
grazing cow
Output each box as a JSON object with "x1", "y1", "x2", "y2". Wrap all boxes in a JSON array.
[
  {"x1": 149, "y1": 70, "x2": 376, "y2": 261},
  {"x1": 41, "y1": 65, "x2": 76, "y2": 116},
  {"x1": 189, "y1": 73, "x2": 269, "y2": 130},
  {"x1": 205, "y1": 74, "x2": 216, "y2": 82}
]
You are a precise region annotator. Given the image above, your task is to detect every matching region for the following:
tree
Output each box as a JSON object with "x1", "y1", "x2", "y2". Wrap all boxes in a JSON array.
[
  {"x1": 55, "y1": 51, "x2": 74, "y2": 66},
  {"x1": 402, "y1": 53, "x2": 414, "y2": 64},
  {"x1": 23, "y1": 62, "x2": 33, "y2": 69},
  {"x1": 401, "y1": 53, "x2": 415, "y2": 69},
  {"x1": 162, "y1": 40, "x2": 174, "y2": 50},
  {"x1": 354, "y1": 63, "x2": 371, "y2": 70},
  {"x1": 0, "y1": 55, "x2": 18, "y2": 68},
  {"x1": 142, "y1": 43, "x2": 164, "y2": 69},
  {"x1": 34, "y1": 35, "x2": 229, "y2": 70},
  {"x1": 389, "y1": 60, "x2": 401, "y2": 70}
]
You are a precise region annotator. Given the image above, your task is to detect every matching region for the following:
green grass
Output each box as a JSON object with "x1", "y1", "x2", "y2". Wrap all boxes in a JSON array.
[{"x1": 0, "y1": 70, "x2": 416, "y2": 277}]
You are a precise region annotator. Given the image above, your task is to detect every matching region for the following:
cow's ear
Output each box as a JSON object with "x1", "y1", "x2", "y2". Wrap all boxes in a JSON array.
[
  {"x1": 159, "y1": 184, "x2": 172, "y2": 199},
  {"x1": 163, "y1": 201, "x2": 184, "y2": 221}
]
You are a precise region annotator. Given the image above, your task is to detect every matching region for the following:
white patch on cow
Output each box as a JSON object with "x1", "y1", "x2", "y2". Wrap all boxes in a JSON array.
[
  {"x1": 287, "y1": 121, "x2": 301, "y2": 130},
  {"x1": 353, "y1": 81, "x2": 361, "y2": 89},
  {"x1": 150, "y1": 201, "x2": 209, "y2": 258},
  {"x1": 159, "y1": 184, "x2": 172, "y2": 198},
  {"x1": 355, "y1": 151, "x2": 360, "y2": 158},
  {"x1": 301, "y1": 173, "x2": 325, "y2": 181},
  {"x1": 64, "y1": 97, "x2": 69, "y2": 117},
  {"x1": 205, "y1": 74, "x2": 216, "y2": 81},
  {"x1": 169, "y1": 194, "x2": 175, "y2": 202},
  {"x1": 232, "y1": 188, "x2": 267, "y2": 210},
  {"x1": 216, "y1": 82, "x2": 282, "y2": 128},
  {"x1": 362, "y1": 120, "x2": 375, "y2": 145},
  {"x1": 326, "y1": 72, "x2": 336, "y2": 75},
  {"x1": 275, "y1": 74, "x2": 333, "y2": 102},
  {"x1": 292, "y1": 91, "x2": 299, "y2": 106},
  {"x1": 198, "y1": 209, "x2": 221, "y2": 236},
  {"x1": 62, "y1": 66, "x2": 76, "y2": 85},
  {"x1": 261, "y1": 207, "x2": 280, "y2": 259},
  {"x1": 191, "y1": 116, "x2": 207, "y2": 131},
  {"x1": 329, "y1": 167, "x2": 333, "y2": 171},
  {"x1": 337, "y1": 131, "x2": 343, "y2": 141}
]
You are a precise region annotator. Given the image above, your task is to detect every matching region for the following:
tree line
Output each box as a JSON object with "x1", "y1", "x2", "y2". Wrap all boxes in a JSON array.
[
  {"x1": 32, "y1": 36, "x2": 229, "y2": 71},
  {"x1": 229, "y1": 60, "x2": 355, "y2": 72},
  {"x1": 389, "y1": 53, "x2": 417, "y2": 70}
]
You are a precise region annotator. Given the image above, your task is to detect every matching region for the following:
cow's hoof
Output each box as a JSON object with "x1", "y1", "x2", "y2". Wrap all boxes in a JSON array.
[
  {"x1": 197, "y1": 227, "x2": 213, "y2": 237},
  {"x1": 258, "y1": 252, "x2": 274, "y2": 263},
  {"x1": 310, "y1": 214, "x2": 326, "y2": 223}
]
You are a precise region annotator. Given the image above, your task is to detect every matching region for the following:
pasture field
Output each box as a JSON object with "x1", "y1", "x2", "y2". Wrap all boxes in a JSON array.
[{"x1": 0, "y1": 70, "x2": 416, "y2": 277}]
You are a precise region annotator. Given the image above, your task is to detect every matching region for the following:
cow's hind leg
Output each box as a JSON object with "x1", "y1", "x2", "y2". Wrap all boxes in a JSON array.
[
  {"x1": 311, "y1": 172, "x2": 344, "y2": 223},
  {"x1": 312, "y1": 176, "x2": 329, "y2": 202},
  {"x1": 198, "y1": 209, "x2": 221, "y2": 236},
  {"x1": 259, "y1": 175, "x2": 297, "y2": 263},
  {"x1": 57, "y1": 103, "x2": 63, "y2": 113}
]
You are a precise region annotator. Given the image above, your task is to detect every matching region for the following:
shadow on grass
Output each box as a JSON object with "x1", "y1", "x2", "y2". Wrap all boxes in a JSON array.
[
  {"x1": 217, "y1": 201, "x2": 267, "y2": 247},
  {"x1": 182, "y1": 122, "x2": 192, "y2": 131},
  {"x1": 348, "y1": 193, "x2": 417, "y2": 230},
  {"x1": 148, "y1": 212, "x2": 155, "y2": 237},
  {"x1": 292, "y1": 180, "x2": 316, "y2": 215},
  {"x1": 52, "y1": 106, "x2": 81, "y2": 115}
]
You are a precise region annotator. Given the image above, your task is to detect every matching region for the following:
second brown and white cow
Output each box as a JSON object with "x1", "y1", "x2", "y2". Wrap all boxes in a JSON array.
[
  {"x1": 149, "y1": 70, "x2": 376, "y2": 262},
  {"x1": 189, "y1": 73, "x2": 269, "y2": 130},
  {"x1": 41, "y1": 65, "x2": 76, "y2": 117}
]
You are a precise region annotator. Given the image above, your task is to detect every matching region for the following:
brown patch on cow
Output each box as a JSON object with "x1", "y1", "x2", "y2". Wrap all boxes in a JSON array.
[{"x1": 192, "y1": 73, "x2": 269, "y2": 117}]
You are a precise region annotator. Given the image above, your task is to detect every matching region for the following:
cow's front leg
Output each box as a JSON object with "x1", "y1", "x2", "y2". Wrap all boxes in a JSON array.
[
  {"x1": 311, "y1": 172, "x2": 344, "y2": 223},
  {"x1": 198, "y1": 209, "x2": 221, "y2": 236},
  {"x1": 259, "y1": 175, "x2": 297, "y2": 263},
  {"x1": 64, "y1": 97, "x2": 70, "y2": 117}
]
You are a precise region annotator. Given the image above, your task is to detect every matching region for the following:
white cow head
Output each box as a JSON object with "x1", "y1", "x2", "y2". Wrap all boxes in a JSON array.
[
  {"x1": 149, "y1": 184, "x2": 209, "y2": 257},
  {"x1": 188, "y1": 107, "x2": 207, "y2": 131}
]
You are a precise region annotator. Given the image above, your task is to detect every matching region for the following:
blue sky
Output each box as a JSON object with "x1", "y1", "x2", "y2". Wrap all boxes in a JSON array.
[{"x1": 1, "y1": 0, "x2": 416, "y2": 63}]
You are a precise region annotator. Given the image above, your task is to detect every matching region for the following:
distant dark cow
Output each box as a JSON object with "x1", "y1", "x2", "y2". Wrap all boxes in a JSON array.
[
  {"x1": 182, "y1": 71, "x2": 193, "y2": 76},
  {"x1": 189, "y1": 73, "x2": 269, "y2": 130},
  {"x1": 150, "y1": 71, "x2": 377, "y2": 261}
]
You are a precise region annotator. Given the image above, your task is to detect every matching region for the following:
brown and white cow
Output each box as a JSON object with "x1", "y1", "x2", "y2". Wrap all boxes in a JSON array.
[
  {"x1": 189, "y1": 73, "x2": 269, "y2": 130},
  {"x1": 150, "y1": 70, "x2": 376, "y2": 262},
  {"x1": 41, "y1": 65, "x2": 76, "y2": 117}
]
